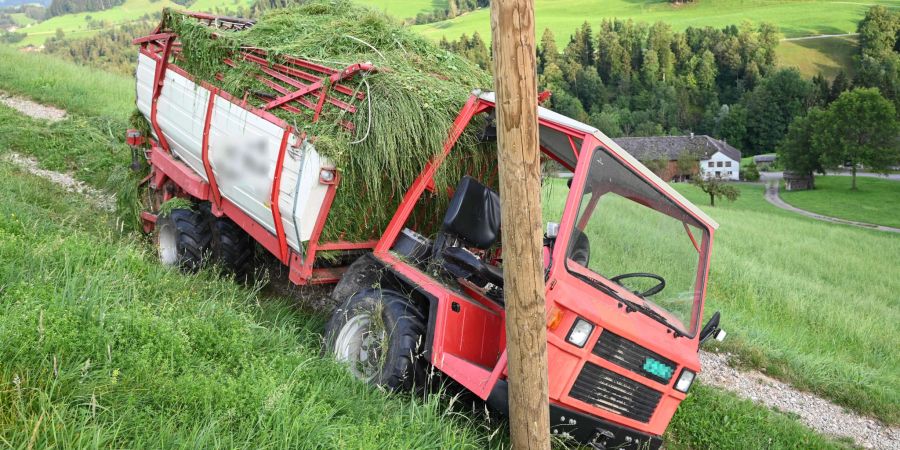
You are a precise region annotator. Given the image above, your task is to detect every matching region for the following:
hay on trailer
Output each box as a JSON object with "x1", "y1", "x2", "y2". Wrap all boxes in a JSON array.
[{"x1": 163, "y1": 1, "x2": 494, "y2": 243}]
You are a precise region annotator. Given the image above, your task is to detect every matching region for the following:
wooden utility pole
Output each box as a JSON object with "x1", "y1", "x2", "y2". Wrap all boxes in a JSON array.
[{"x1": 490, "y1": 0, "x2": 550, "y2": 448}]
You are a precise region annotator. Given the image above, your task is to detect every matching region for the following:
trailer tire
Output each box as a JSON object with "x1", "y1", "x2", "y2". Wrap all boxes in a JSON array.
[
  {"x1": 211, "y1": 216, "x2": 254, "y2": 282},
  {"x1": 324, "y1": 289, "x2": 428, "y2": 391},
  {"x1": 155, "y1": 208, "x2": 211, "y2": 273}
]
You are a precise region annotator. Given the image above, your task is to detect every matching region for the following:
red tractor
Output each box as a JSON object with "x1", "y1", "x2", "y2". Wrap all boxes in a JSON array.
[{"x1": 132, "y1": 13, "x2": 725, "y2": 449}]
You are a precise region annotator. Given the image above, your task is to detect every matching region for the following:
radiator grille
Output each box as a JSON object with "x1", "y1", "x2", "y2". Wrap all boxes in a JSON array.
[
  {"x1": 593, "y1": 330, "x2": 677, "y2": 384},
  {"x1": 569, "y1": 362, "x2": 662, "y2": 423}
]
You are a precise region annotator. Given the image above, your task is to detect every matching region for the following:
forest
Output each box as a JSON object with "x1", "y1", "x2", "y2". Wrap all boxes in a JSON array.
[{"x1": 442, "y1": 6, "x2": 900, "y2": 156}]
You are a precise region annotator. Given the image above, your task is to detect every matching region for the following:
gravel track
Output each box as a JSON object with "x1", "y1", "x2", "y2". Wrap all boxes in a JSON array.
[
  {"x1": 700, "y1": 351, "x2": 900, "y2": 449},
  {"x1": 0, "y1": 92, "x2": 67, "y2": 122},
  {"x1": 5, "y1": 153, "x2": 115, "y2": 212}
]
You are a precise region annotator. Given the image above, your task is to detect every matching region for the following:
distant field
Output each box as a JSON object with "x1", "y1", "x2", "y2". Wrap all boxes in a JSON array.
[
  {"x1": 356, "y1": 0, "x2": 443, "y2": 18},
  {"x1": 781, "y1": 175, "x2": 900, "y2": 228},
  {"x1": 13, "y1": 0, "x2": 437, "y2": 47},
  {"x1": 413, "y1": 0, "x2": 899, "y2": 41},
  {"x1": 9, "y1": 12, "x2": 36, "y2": 26},
  {"x1": 776, "y1": 35, "x2": 858, "y2": 79},
  {"x1": 16, "y1": 0, "x2": 180, "y2": 46}
]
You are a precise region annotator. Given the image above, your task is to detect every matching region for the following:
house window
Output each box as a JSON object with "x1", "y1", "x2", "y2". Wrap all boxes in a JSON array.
[
  {"x1": 715, "y1": 171, "x2": 721, "y2": 176},
  {"x1": 717, "y1": 161, "x2": 723, "y2": 167},
  {"x1": 708, "y1": 161, "x2": 714, "y2": 168},
  {"x1": 725, "y1": 161, "x2": 732, "y2": 167}
]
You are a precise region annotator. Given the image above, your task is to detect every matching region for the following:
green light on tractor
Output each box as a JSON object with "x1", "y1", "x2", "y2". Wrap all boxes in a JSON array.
[{"x1": 643, "y1": 358, "x2": 674, "y2": 380}]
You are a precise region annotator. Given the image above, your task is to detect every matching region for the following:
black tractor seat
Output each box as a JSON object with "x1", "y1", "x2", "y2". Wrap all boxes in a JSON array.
[{"x1": 434, "y1": 176, "x2": 505, "y2": 290}]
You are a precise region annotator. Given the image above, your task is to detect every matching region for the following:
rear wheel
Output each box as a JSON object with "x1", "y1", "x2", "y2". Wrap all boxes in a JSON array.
[
  {"x1": 155, "y1": 208, "x2": 211, "y2": 272},
  {"x1": 324, "y1": 289, "x2": 428, "y2": 391},
  {"x1": 210, "y1": 216, "x2": 254, "y2": 282}
]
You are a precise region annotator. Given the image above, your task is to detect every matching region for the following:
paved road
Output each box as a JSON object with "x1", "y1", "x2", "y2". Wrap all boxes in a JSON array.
[
  {"x1": 762, "y1": 170, "x2": 900, "y2": 181},
  {"x1": 762, "y1": 177, "x2": 900, "y2": 233},
  {"x1": 781, "y1": 33, "x2": 858, "y2": 42}
]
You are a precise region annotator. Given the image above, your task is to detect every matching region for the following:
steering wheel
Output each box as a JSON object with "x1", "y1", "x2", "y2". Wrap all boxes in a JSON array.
[{"x1": 610, "y1": 273, "x2": 666, "y2": 297}]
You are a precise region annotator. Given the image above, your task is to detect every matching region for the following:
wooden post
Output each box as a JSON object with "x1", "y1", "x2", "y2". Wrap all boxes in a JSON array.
[{"x1": 490, "y1": 0, "x2": 550, "y2": 448}]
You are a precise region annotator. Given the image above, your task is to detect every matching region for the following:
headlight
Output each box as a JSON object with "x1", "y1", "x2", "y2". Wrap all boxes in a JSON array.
[
  {"x1": 565, "y1": 318, "x2": 594, "y2": 348},
  {"x1": 674, "y1": 369, "x2": 696, "y2": 393}
]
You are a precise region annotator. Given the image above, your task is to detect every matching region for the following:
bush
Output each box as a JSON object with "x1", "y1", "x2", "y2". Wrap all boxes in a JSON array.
[{"x1": 741, "y1": 162, "x2": 760, "y2": 181}]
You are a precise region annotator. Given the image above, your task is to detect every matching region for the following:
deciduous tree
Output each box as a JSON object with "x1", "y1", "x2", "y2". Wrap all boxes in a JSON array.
[
  {"x1": 691, "y1": 176, "x2": 740, "y2": 206},
  {"x1": 819, "y1": 88, "x2": 900, "y2": 189}
]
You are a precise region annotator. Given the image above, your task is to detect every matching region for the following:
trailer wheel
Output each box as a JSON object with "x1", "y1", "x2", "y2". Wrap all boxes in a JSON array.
[
  {"x1": 325, "y1": 289, "x2": 428, "y2": 391},
  {"x1": 210, "y1": 216, "x2": 254, "y2": 282},
  {"x1": 155, "y1": 208, "x2": 211, "y2": 273}
]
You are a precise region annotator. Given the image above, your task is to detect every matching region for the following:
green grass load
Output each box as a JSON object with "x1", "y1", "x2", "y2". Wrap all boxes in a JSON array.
[{"x1": 162, "y1": 1, "x2": 494, "y2": 242}]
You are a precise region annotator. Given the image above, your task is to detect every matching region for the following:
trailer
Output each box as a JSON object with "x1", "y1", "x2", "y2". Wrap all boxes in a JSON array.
[{"x1": 130, "y1": 11, "x2": 725, "y2": 449}]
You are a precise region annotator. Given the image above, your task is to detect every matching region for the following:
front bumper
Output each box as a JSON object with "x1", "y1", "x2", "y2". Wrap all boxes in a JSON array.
[
  {"x1": 487, "y1": 380, "x2": 662, "y2": 449},
  {"x1": 550, "y1": 403, "x2": 662, "y2": 450}
]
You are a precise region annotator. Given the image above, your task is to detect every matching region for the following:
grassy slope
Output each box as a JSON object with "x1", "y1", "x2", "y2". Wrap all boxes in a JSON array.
[
  {"x1": 0, "y1": 158, "x2": 500, "y2": 449},
  {"x1": 0, "y1": 50, "x2": 852, "y2": 448},
  {"x1": 674, "y1": 183, "x2": 900, "y2": 423},
  {"x1": 17, "y1": 0, "x2": 179, "y2": 46},
  {"x1": 10, "y1": 12, "x2": 36, "y2": 26},
  {"x1": 0, "y1": 45, "x2": 133, "y2": 121},
  {"x1": 776, "y1": 35, "x2": 858, "y2": 79},
  {"x1": 413, "y1": 0, "x2": 899, "y2": 42},
  {"x1": 357, "y1": 0, "x2": 443, "y2": 18},
  {"x1": 781, "y1": 175, "x2": 900, "y2": 228}
]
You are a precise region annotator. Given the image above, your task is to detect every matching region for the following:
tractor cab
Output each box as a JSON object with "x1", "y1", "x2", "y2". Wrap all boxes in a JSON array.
[{"x1": 326, "y1": 90, "x2": 721, "y2": 449}]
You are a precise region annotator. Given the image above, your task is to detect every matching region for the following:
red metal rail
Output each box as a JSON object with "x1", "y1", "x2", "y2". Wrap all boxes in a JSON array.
[{"x1": 133, "y1": 11, "x2": 381, "y2": 284}]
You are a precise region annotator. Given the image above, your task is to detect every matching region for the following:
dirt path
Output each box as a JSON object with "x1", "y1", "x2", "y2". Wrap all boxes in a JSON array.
[
  {"x1": 5, "y1": 153, "x2": 115, "y2": 212},
  {"x1": 764, "y1": 179, "x2": 900, "y2": 233},
  {"x1": 700, "y1": 351, "x2": 900, "y2": 449},
  {"x1": 0, "y1": 91, "x2": 67, "y2": 122}
]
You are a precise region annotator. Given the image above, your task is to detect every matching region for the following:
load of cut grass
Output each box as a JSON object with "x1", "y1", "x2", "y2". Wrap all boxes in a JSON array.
[{"x1": 161, "y1": 1, "x2": 494, "y2": 242}]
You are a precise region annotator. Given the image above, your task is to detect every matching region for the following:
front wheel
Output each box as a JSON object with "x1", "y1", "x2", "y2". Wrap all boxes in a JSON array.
[{"x1": 324, "y1": 289, "x2": 428, "y2": 391}]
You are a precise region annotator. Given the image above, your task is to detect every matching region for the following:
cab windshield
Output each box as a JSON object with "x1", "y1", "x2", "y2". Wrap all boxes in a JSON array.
[{"x1": 562, "y1": 146, "x2": 707, "y2": 336}]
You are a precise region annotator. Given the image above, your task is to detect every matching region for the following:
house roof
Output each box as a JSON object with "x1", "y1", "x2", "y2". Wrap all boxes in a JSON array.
[
  {"x1": 754, "y1": 154, "x2": 777, "y2": 163},
  {"x1": 614, "y1": 135, "x2": 742, "y2": 162}
]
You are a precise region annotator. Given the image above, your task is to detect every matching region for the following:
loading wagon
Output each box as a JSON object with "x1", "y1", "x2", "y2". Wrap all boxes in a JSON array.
[{"x1": 129, "y1": 11, "x2": 726, "y2": 449}]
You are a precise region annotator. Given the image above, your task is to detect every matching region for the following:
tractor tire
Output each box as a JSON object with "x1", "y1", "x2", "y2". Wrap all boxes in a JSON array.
[
  {"x1": 155, "y1": 208, "x2": 211, "y2": 273},
  {"x1": 324, "y1": 289, "x2": 428, "y2": 391},
  {"x1": 210, "y1": 216, "x2": 254, "y2": 282}
]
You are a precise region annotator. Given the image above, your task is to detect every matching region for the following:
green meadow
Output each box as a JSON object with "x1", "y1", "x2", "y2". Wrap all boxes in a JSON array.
[
  {"x1": 413, "y1": 0, "x2": 899, "y2": 41},
  {"x1": 781, "y1": 175, "x2": 900, "y2": 228},
  {"x1": 776, "y1": 35, "x2": 859, "y2": 79}
]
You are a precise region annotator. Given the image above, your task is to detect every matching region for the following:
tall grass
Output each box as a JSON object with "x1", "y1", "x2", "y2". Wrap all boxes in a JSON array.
[
  {"x1": 0, "y1": 160, "x2": 500, "y2": 449},
  {"x1": 544, "y1": 179, "x2": 899, "y2": 424},
  {"x1": 0, "y1": 45, "x2": 134, "y2": 122}
]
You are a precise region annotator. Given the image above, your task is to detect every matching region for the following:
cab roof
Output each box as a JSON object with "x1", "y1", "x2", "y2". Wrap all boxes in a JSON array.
[{"x1": 475, "y1": 91, "x2": 719, "y2": 231}]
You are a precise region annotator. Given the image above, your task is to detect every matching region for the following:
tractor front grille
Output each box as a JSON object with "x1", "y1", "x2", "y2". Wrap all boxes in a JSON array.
[
  {"x1": 569, "y1": 362, "x2": 662, "y2": 423},
  {"x1": 592, "y1": 330, "x2": 677, "y2": 385}
]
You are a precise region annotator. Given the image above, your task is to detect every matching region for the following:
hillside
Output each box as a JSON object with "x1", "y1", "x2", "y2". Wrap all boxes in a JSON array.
[
  {"x1": 776, "y1": 35, "x2": 858, "y2": 79},
  {"x1": 413, "y1": 0, "x2": 899, "y2": 41}
]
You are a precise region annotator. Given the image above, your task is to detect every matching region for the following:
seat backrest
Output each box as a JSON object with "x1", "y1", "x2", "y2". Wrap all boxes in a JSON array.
[{"x1": 441, "y1": 176, "x2": 501, "y2": 249}]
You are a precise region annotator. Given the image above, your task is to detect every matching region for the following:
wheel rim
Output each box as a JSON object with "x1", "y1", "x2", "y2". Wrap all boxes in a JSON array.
[
  {"x1": 157, "y1": 221, "x2": 178, "y2": 266},
  {"x1": 334, "y1": 314, "x2": 385, "y2": 382}
]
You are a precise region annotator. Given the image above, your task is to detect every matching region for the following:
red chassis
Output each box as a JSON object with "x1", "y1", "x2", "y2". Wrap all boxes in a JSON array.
[{"x1": 139, "y1": 90, "x2": 720, "y2": 449}]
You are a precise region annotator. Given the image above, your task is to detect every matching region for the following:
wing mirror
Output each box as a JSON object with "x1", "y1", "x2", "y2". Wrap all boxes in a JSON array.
[{"x1": 699, "y1": 311, "x2": 726, "y2": 346}]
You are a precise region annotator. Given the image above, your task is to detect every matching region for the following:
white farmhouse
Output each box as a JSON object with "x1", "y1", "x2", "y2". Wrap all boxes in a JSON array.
[{"x1": 615, "y1": 134, "x2": 742, "y2": 181}]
